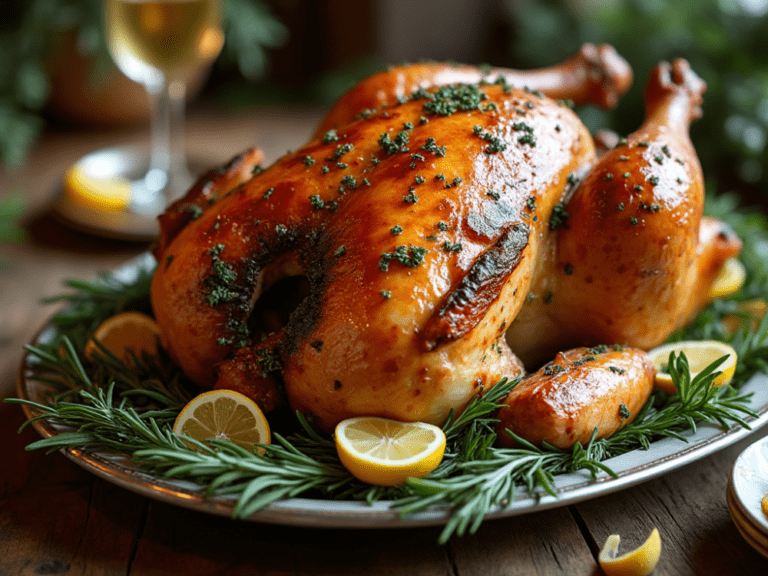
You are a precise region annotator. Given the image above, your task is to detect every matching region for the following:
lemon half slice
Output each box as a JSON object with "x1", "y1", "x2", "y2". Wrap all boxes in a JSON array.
[
  {"x1": 709, "y1": 258, "x2": 746, "y2": 299},
  {"x1": 335, "y1": 417, "x2": 446, "y2": 486},
  {"x1": 173, "y1": 389, "x2": 271, "y2": 452},
  {"x1": 599, "y1": 528, "x2": 661, "y2": 576},
  {"x1": 64, "y1": 165, "x2": 131, "y2": 212},
  {"x1": 648, "y1": 340, "x2": 737, "y2": 395},
  {"x1": 85, "y1": 311, "x2": 161, "y2": 364}
]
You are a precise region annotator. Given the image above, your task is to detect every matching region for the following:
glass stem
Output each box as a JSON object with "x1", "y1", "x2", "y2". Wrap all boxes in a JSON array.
[{"x1": 145, "y1": 77, "x2": 188, "y2": 202}]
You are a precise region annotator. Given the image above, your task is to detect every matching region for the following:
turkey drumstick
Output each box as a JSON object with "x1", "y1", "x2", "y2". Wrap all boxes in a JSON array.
[{"x1": 506, "y1": 59, "x2": 741, "y2": 365}]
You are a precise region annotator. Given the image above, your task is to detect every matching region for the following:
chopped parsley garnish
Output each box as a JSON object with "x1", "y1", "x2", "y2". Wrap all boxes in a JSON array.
[
  {"x1": 378, "y1": 245, "x2": 428, "y2": 271},
  {"x1": 321, "y1": 165, "x2": 329, "y2": 174},
  {"x1": 443, "y1": 241, "x2": 462, "y2": 253},
  {"x1": 415, "y1": 175, "x2": 426, "y2": 185},
  {"x1": 588, "y1": 345, "x2": 609, "y2": 355},
  {"x1": 334, "y1": 245, "x2": 347, "y2": 257},
  {"x1": 303, "y1": 156, "x2": 315, "y2": 167},
  {"x1": 619, "y1": 402, "x2": 631, "y2": 419},
  {"x1": 204, "y1": 245, "x2": 238, "y2": 306},
  {"x1": 549, "y1": 203, "x2": 569, "y2": 230},
  {"x1": 630, "y1": 217, "x2": 638, "y2": 226},
  {"x1": 188, "y1": 205, "x2": 204, "y2": 220},
  {"x1": 543, "y1": 364, "x2": 564, "y2": 376},
  {"x1": 264, "y1": 188, "x2": 274, "y2": 199},
  {"x1": 473, "y1": 125, "x2": 507, "y2": 153},
  {"x1": 421, "y1": 137, "x2": 446, "y2": 157},
  {"x1": 437, "y1": 221, "x2": 449, "y2": 231},
  {"x1": 276, "y1": 224, "x2": 288, "y2": 235},
  {"x1": 390, "y1": 225, "x2": 403, "y2": 236},
  {"x1": 340, "y1": 175, "x2": 357, "y2": 189},
  {"x1": 309, "y1": 195, "x2": 325, "y2": 209},
  {"x1": 381, "y1": 290, "x2": 392, "y2": 299},
  {"x1": 648, "y1": 175, "x2": 660, "y2": 186},
  {"x1": 486, "y1": 190, "x2": 500, "y2": 200},
  {"x1": 403, "y1": 190, "x2": 419, "y2": 203},
  {"x1": 422, "y1": 83, "x2": 488, "y2": 116},
  {"x1": 379, "y1": 131, "x2": 409, "y2": 155},
  {"x1": 322, "y1": 130, "x2": 339, "y2": 144},
  {"x1": 609, "y1": 366, "x2": 627, "y2": 375},
  {"x1": 329, "y1": 143, "x2": 354, "y2": 161}
]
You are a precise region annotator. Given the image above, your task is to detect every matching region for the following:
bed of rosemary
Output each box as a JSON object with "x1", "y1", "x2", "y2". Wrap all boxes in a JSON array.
[{"x1": 8, "y1": 193, "x2": 768, "y2": 544}]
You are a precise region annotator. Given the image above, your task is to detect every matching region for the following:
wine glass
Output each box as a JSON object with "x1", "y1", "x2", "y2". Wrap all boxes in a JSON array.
[{"x1": 104, "y1": 0, "x2": 224, "y2": 216}]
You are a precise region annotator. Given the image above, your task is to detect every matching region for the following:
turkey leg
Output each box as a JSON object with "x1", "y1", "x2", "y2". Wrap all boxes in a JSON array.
[{"x1": 507, "y1": 59, "x2": 741, "y2": 366}]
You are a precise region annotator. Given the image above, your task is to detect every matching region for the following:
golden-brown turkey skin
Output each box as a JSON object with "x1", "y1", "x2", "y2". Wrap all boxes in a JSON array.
[
  {"x1": 496, "y1": 346, "x2": 655, "y2": 449},
  {"x1": 506, "y1": 60, "x2": 742, "y2": 366},
  {"x1": 316, "y1": 43, "x2": 632, "y2": 137},
  {"x1": 151, "y1": 83, "x2": 596, "y2": 431}
]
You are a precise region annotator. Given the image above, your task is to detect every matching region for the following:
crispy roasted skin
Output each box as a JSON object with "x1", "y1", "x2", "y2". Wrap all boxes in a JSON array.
[
  {"x1": 496, "y1": 346, "x2": 655, "y2": 448},
  {"x1": 152, "y1": 82, "x2": 594, "y2": 431},
  {"x1": 151, "y1": 54, "x2": 740, "y2": 437}
]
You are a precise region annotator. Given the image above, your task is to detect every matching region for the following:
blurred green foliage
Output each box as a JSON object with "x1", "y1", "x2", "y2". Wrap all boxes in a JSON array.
[
  {"x1": 0, "y1": 192, "x2": 26, "y2": 245},
  {"x1": 0, "y1": 0, "x2": 286, "y2": 172},
  {"x1": 504, "y1": 0, "x2": 768, "y2": 196}
]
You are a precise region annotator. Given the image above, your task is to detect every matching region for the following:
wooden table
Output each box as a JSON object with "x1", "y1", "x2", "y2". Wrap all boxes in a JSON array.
[{"x1": 2, "y1": 105, "x2": 767, "y2": 575}]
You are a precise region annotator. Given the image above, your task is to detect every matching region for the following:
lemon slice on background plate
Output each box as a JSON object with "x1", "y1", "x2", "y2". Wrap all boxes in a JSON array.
[
  {"x1": 599, "y1": 528, "x2": 662, "y2": 576},
  {"x1": 647, "y1": 340, "x2": 737, "y2": 395},
  {"x1": 335, "y1": 416, "x2": 446, "y2": 486},
  {"x1": 84, "y1": 311, "x2": 161, "y2": 364},
  {"x1": 173, "y1": 389, "x2": 271, "y2": 452},
  {"x1": 64, "y1": 164, "x2": 132, "y2": 212},
  {"x1": 709, "y1": 258, "x2": 746, "y2": 299}
]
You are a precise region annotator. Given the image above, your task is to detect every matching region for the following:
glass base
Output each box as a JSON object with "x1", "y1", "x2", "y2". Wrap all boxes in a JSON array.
[{"x1": 54, "y1": 145, "x2": 200, "y2": 240}]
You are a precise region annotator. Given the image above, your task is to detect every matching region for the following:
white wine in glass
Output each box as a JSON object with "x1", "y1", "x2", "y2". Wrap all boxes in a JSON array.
[{"x1": 105, "y1": 0, "x2": 224, "y2": 215}]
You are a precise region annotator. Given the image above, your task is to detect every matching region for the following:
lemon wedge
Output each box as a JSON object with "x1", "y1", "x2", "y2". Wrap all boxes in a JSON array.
[
  {"x1": 85, "y1": 311, "x2": 161, "y2": 364},
  {"x1": 335, "y1": 416, "x2": 446, "y2": 486},
  {"x1": 64, "y1": 165, "x2": 132, "y2": 212},
  {"x1": 647, "y1": 340, "x2": 737, "y2": 395},
  {"x1": 709, "y1": 257, "x2": 745, "y2": 299},
  {"x1": 599, "y1": 528, "x2": 661, "y2": 576},
  {"x1": 173, "y1": 389, "x2": 271, "y2": 453}
]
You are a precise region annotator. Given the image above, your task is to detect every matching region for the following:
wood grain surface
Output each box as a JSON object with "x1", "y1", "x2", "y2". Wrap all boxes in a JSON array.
[{"x1": 1, "y1": 105, "x2": 767, "y2": 575}]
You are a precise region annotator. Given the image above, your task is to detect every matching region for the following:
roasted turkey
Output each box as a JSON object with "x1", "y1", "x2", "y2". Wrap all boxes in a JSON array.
[{"x1": 151, "y1": 45, "x2": 740, "y2": 439}]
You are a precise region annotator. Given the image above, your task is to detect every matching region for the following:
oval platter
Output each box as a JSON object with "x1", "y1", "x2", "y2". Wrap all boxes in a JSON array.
[{"x1": 16, "y1": 252, "x2": 768, "y2": 529}]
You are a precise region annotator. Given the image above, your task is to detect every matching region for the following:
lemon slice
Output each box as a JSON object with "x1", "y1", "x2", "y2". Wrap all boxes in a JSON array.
[
  {"x1": 599, "y1": 528, "x2": 661, "y2": 576},
  {"x1": 648, "y1": 340, "x2": 737, "y2": 395},
  {"x1": 173, "y1": 389, "x2": 271, "y2": 452},
  {"x1": 335, "y1": 417, "x2": 446, "y2": 486},
  {"x1": 64, "y1": 165, "x2": 132, "y2": 212},
  {"x1": 762, "y1": 495, "x2": 768, "y2": 521},
  {"x1": 709, "y1": 257, "x2": 745, "y2": 299},
  {"x1": 85, "y1": 311, "x2": 161, "y2": 364}
]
